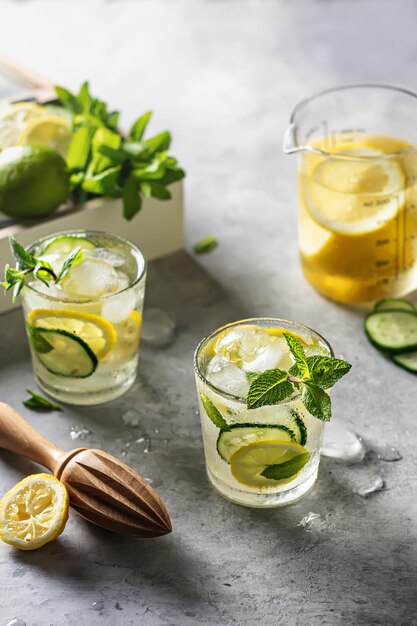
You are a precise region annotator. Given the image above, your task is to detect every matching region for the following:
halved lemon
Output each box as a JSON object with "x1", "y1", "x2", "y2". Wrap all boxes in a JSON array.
[
  {"x1": 27, "y1": 308, "x2": 117, "y2": 359},
  {"x1": 230, "y1": 440, "x2": 310, "y2": 488},
  {"x1": 0, "y1": 474, "x2": 69, "y2": 550},
  {"x1": 18, "y1": 116, "x2": 72, "y2": 157},
  {"x1": 0, "y1": 102, "x2": 47, "y2": 149}
]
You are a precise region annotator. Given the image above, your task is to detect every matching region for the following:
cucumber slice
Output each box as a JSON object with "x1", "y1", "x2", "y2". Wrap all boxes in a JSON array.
[
  {"x1": 42, "y1": 234, "x2": 97, "y2": 256},
  {"x1": 287, "y1": 409, "x2": 307, "y2": 446},
  {"x1": 365, "y1": 310, "x2": 417, "y2": 353},
  {"x1": 374, "y1": 298, "x2": 416, "y2": 313},
  {"x1": 28, "y1": 326, "x2": 97, "y2": 377},
  {"x1": 392, "y1": 351, "x2": 417, "y2": 373},
  {"x1": 217, "y1": 424, "x2": 296, "y2": 463}
]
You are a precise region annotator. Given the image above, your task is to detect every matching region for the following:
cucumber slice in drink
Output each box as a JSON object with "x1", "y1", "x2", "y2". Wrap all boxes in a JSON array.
[
  {"x1": 365, "y1": 310, "x2": 417, "y2": 353},
  {"x1": 42, "y1": 234, "x2": 97, "y2": 255},
  {"x1": 287, "y1": 409, "x2": 307, "y2": 446},
  {"x1": 374, "y1": 298, "x2": 416, "y2": 313},
  {"x1": 392, "y1": 351, "x2": 417, "y2": 373},
  {"x1": 28, "y1": 326, "x2": 97, "y2": 377},
  {"x1": 217, "y1": 424, "x2": 296, "y2": 463}
]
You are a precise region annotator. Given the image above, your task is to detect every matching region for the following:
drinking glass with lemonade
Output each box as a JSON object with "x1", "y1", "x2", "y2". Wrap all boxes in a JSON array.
[
  {"x1": 8, "y1": 231, "x2": 146, "y2": 405},
  {"x1": 284, "y1": 84, "x2": 417, "y2": 304},
  {"x1": 194, "y1": 319, "x2": 350, "y2": 507}
]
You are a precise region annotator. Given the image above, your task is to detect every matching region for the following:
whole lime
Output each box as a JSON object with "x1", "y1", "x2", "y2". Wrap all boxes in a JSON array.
[{"x1": 0, "y1": 145, "x2": 69, "y2": 219}]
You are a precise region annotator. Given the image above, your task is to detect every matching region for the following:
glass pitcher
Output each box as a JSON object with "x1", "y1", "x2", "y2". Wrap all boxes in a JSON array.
[{"x1": 284, "y1": 84, "x2": 417, "y2": 305}]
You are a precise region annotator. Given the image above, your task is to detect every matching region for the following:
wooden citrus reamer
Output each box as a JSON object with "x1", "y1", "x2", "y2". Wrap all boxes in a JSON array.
[{"x1": 0, "y1": 403, "x2": 171, "y2": 537}]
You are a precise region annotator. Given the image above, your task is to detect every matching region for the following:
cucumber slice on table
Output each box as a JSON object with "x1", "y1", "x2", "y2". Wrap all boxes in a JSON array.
[
  {"x1": 217, "y1": 424, "x2": 296, "y2": 463},
  {"x1": 28, "y1": 326, "x2": 97, "y2": 377},
  {"x1": 374, "y1": 298, "x2": 416, "y2": 313},
  {"x1": 392, "y1": 351, "x2": 417, "y2": 373},
  {"x1": 365, "y1": 310, "x2": 417, "y2": 353},
  {"x1": 42, "y1": 234, "x2": 97, "y2": 255}
]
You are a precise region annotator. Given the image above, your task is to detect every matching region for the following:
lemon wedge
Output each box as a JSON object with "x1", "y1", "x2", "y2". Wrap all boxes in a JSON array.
[
  {"x1": 230, "y1": 440, "x2": 310, "y2": 488},
  {"x1": 18, "y1": 116, "x2": 72, "y2": 157},
  {"x1": 27, "y1": 308, "x2": 117, "y2": 359},
  {"x1": 0, "y1": 474, "x2": 69, "y2": 550},
  {"x1": 0, "y1": 102, "x2": 47, "y2": 150}
]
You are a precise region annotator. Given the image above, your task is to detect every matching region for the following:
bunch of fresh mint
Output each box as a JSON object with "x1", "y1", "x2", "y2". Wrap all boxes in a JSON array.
[
  {"x1": 3, "y1": 236, "x2": 82, "y2": 300},
  {"x1": 55, "y1": 82, "x2": 185, "y2": 220},
  {"x1": 246, "y1": 334, "x2": 351, "y2": 420}
]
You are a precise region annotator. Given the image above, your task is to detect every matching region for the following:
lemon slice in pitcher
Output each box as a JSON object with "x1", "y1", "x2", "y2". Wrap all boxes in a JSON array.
[{"x1": 306, "y1": 146, "x2": 406, "y2": 236}]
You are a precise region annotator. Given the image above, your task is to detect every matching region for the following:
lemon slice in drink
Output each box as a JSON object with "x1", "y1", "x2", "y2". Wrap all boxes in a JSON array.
[
  {"x1": 115, "y1": 310, "x2": 142, "y2": 358},
  {"x1": 27, "y1": 309, "x2": 117, "y2": 359},
  {"x1": 0, "y1": 102, "x2": 47, "y2": 149},
  {"x1": 0, "y1": 474, "x2": 69, "y2": 550},
  {"x1": 230, "y1": 440, "x2": 310, "y2": 488},
  {"x1": 18, "y1": 116, "x2": 72, "y2": 157},
  {"x1": 306, "y1": 148, "x2": 405, "y2": 236}
]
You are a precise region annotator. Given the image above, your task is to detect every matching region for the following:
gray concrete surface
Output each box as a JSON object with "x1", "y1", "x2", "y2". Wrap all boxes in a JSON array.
[{"x1": 1, "y1": 1, "x2": 417, "y2": 625}]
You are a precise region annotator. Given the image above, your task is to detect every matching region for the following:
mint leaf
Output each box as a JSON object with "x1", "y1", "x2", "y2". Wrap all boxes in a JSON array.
[
  {"x1": 284, "y1": 333, "x2": 309, "y2": 378},
  {"x1": 301, "y1": 384, "x2": 331, "y2": 421},
  {"x1": 55, "y1": 85, "x2": 82, "y2": 114},
  {"x1": 10, "y1": 237, "x2": 38, "y2": 270},
  {"x1": 193, "y1": 236, "x2": 218, "y2": 255},
  {"x1": 67, "y1": 125, "x2": 94, "y2": 171},
  {"x1": 23, "y1": 389, "x2": 62, "y2": 412},
  {"x1": 56, "y1": 247, "x2": 83, "y2": 283},
  {"x1": 96, "y1": 145, "x2": 127, "y2": 165},
  {"x1": 200, "y1": 393, "x2": 230, "y2": 430},
  {"x1": 306, "y1": 356, "x2": 351, "y2": 389},
  {"x1": 246, "y1": 371, "x2": 260, "y2": 384},
  {"x1": 82, "y1": 166, "x2": 122, "y2": 197},
  {"x1": 247, "y1": 369, "x2": 293, "y2": 409},
  {"x1": 130, "y1": 111, "x2": 152, "y2": 141},
  {"x1": 27, "y1": 327, "x2": 54, "y2": 354},
  {"x1": 90, "y1": 127, "x2": 122, "y2": 175},
  {"x1": 144, "y1": 131, "x2": 171, "y2": 155},
  {"x1": 33, "y1": 264, "x2": 54, "y2": 287},
  {"x1": 122, "y1": 176, "x2": 142, "y2": 220},
  {"x1": 261, "y1": 452, "x2": 310, "y2": 480}
]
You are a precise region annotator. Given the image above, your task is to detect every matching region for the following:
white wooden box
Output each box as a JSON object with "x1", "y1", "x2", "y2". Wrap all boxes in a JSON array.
[{"x1": 0, "y1": 181, "x2": 184, "y2": 314}]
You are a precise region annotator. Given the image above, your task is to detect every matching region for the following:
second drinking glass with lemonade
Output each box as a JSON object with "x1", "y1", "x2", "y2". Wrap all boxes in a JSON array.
[{"x1": 21, "y1": 230, "x2": 146, "y2": 405}]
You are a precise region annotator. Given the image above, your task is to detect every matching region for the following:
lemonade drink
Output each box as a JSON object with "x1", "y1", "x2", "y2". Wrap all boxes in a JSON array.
[
  {"x1": 194, "y1": 319, "x2": 332, "y2": 507},
  {"x1": 299, "y1": 134, "x2": 417, "y2": 304},
  {"x1": 22, "y1": 231, "x2": 146, "y2": 405}
]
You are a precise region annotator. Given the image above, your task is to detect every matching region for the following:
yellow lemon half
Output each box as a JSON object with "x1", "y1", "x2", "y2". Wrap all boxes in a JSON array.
[{"x1": 0, "y1": 474, "x2": 69, "y2": 550}]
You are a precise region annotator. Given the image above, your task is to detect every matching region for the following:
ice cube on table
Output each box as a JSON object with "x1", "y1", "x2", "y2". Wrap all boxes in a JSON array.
[
  {"x1": 215, "y1": 325, "x2": 270, "y2": 364},
  {"x1": 321, "y1": 418, "x2": 365, "y2": 463},
  {"x1": 141, "y1": 308, "x2": 176, "y2": 347},
  {"x1": 61, "y1": 258, "x2": 119, "y2": 298},
  {"x1": 206, "y1": 354, "x2": 249, "y2": 397},
  {"x1": 89, "y1": 247, "x2": 126, "y2": 268}
]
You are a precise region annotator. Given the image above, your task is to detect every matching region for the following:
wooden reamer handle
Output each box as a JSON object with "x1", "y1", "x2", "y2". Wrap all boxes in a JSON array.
[{"x1": 0, "y1": 402, "x2": 67, "y2": 475}]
